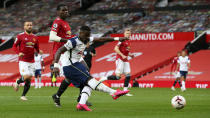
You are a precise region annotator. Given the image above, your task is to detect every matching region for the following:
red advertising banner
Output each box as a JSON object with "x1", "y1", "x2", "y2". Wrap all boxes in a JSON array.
[{"x1": 110, "y1": 32, "x2": 194, "y2": 41}]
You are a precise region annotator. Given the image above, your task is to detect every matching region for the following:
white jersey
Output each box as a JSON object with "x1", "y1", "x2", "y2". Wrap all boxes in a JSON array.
[
  {"x1": 62, "y1": 36, "x2": 94, "y2": 67},
  {"x1": 34, "y1": 54, "x2": 43, "y2": 69},
  {"x1": 178, "y1": 56, "x2": 190, "y2": 71}
]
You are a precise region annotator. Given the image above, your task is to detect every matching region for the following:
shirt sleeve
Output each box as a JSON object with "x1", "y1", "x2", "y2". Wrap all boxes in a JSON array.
[
  {"x1": 51, "y1": 20, "x2": 60, "y2": 33},
  {"x1": 64, "y1": 40, "x2": 73, "y2": 50},
  {"x1": 12, "y1": 35, "x2": 21, "y2": 54}
]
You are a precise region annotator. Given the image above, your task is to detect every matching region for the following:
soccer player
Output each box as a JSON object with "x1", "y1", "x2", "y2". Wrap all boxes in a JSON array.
[
  {"x1": 177, "y1": 50, "x2": 191, "y2": 92},
  {"x1": 82, "y1": 42, "x2": 96, "y2": 70},
  {"x1": 171, "y1": 51, "x2": 182, "y2": 91},
  {"x1": 53, "y1": 26, "x2": 129, "y2": 111},
  {"x1": 34, "y1": 51, "x2": 45, "y2": 89},
  {"x1": 13, "y1": 21, "x2": 40, "y2": 101},
  {"x1": 100, "y1": 28, "x2": 134, "y2": 96}
]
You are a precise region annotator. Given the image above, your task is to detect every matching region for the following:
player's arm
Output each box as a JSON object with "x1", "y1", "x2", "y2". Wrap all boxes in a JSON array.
[
  {"x1": 128, "y1": 52, "x2": 134, "y2": 58},
  {"x1": 41, "y1": 56, "x2": 45, "y2": 71},
  {"x1": 176, "y1": 63, "x2": 180, "y2": 72},
  {"x1": 188, "y1": 58, "x2": 191, "y2": 70},
  {"x1": 114, "y1": 44, "x2": 127, "y2": 59},
  {"x1": 13, "y1": 36, "x2": 24, "y2": 57},
  {"x1": 34, "y1": 37, "x2": 40, "y2": 53},
  {"x1": 49, "y1": 31, "x2": 68, "y2": 43},
  {"x1": 92, "y1": 37, "x2": 128, "y2": 43},
  {"x1": 53, "y1": 46, "x2": 67, "y2": 76}
]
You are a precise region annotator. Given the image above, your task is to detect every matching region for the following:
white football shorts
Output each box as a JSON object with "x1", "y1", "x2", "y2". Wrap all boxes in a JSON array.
[
  {"x1": 19, "y1": 61, "x2": 35, "y2": 76},
  {"x1": 115, "y1": 58, "x2": 131, "y2": 74}
]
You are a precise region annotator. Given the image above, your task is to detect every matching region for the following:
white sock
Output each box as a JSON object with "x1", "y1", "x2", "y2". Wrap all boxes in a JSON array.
[
  {"x1": 39, "y1": 77, "x2": 42, "y2": 88},
  {"x1": 35, "y1": 78, "x2": 38, "y2": 88},
  {"x1": 79, "y1": 86, "x2": 92, "y2": 104},
  {"x1": 182, "y1": 81, "x2": 185, "y2": 89},
  {"x1": 88, "y1": 79, "x2": 116, "y2": 95},
  {"x1": 124, "y1": 87, "x2": 128, "y2": 91}
]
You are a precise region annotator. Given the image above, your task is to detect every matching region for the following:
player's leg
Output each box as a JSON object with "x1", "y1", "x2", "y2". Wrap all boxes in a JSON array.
[
  {"x1": 123, "y1": 62, "x2": 133, "y2": 96},
  {"x1": 20, "y1": 62, "x2": 34, "y2": 100},
  {"x1": 38, "y1": 70, "x2": 42, "y2": 88},
  {"x1": 180, "y1": 71, "x2": 187, "y2": 91},
  {"x1": 77, "y1": 86, "x2": 92, "y2": 111},
  {"x1": 34, "y1": 70, "x2": 38, "y2": 89},
  {"x1": 52, "y1": 78, "x2": 71, "y2": 107},
  {"x1": 77, "y1": 86, "x2": 92, "y2": 107},
  {"x1": 99, "y1": 59, "x2": 122, "y2": 82}
]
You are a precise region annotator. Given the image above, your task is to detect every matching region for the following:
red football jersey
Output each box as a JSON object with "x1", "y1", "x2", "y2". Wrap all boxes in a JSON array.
[
  {"x1": 171, "y1": 56, "x2": 179, "y2": 72},
  {"x1": 51, "y1": 17, "x2": 71, "y2": 57},
  {"x1": 13, "y1": 32, "x2": 39, "y2": 63},
  {"x1": 116, "y1": 40, "x2": 131, "y2": 62}
]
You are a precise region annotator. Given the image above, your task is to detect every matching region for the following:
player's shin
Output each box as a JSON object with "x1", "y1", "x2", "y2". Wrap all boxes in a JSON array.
[
  {"x1": 35, "y1": 77, "x2": 38, "y2": 88},
  {"x1": 39, "y1": 77, "x2": 42, "y2": 88},
  {"x1": 22, "y1": 80, "x2": 31, "y2": 96},
  {"x1": 88, "y1": 78, "x2": 116, "y2": 95},
  {"x1": 56, "y1": 79, "x2": 70, "y2": 97},
  {"x1": 79, "y1": 86, "x2": 92, "y2": 104},
  {"x1": 124, "y1": 74, "x2": 131, "y2": 91}
]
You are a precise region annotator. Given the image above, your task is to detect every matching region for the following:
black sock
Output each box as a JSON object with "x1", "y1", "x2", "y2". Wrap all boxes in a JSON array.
[
  {"x1": 107, "y1": 75, "x2": 121, "y2": 80},
  {"x1": 56, "y1": 79, "x2": 70, "y2": 97},
  {"x1": 172, "y1": 80, "x2": 177, "y2": 87},
  {"x1": 124, "y1": 75, "x2": 131, "y2": 87},
  {"x1": 77, "y1": 87, "x2": 83, "y2": 102},
  {"x1": 178, "y1": 80, "x2": 182, "y2": 87},
  {"x1": 17, "y1": 76, "x2": 24, "y2": 84},
  {"x1": 22, "y1": 80, "x2": 31, "y2": 96}
]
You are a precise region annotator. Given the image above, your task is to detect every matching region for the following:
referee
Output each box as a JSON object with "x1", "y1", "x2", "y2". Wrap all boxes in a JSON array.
[{"x1": 83, "y1": 42, "x2": 96, "y2": 71}]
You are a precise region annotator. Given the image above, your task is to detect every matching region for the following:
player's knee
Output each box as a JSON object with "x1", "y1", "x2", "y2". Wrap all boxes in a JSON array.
[{"x1": 87, "y1": 78, "x2": 101, "y2": 90}]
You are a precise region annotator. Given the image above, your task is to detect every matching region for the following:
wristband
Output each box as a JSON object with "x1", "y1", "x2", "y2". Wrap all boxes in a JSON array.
[
  {"x1": 54, "y1": 63, "x2": 59, "y2": 68},
  {"x1": 114, "y1": 37, "x2": 119, "y2": 41}
]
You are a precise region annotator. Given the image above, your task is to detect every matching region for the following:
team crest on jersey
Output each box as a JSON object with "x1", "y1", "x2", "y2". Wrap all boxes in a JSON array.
[
  {"x1": 53, "y1": 23, "x2": 58, "y2": 28},
  {"x1": 26, "y1": 42, "x2": 35, "y2": 46}
]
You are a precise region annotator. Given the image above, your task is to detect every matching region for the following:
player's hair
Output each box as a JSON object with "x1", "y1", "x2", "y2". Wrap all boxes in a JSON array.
[
  {"x1": 80, "y1": 26, "x2": 91, "y2": 32},
  {"x1": 57, "y1": 4, "x2": 67, "y2": 11}
]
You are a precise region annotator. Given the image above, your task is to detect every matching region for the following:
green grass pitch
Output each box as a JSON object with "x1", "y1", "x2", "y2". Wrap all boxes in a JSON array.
[{"x1": 0, "y1": 87, "x2": 210, "y2": 118}]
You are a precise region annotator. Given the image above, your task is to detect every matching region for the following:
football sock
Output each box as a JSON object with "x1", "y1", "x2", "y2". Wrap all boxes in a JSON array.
[
  {"x1": 35, "y1": 78, "x2": 38, "y2": 88},
  {"x1": 107, "y1": 75, "x2": 121, "y2": 80},
  {"x1": 77, "y1": 86, "x2": 83, "y2": 102},
  {"x1": 79, "y1": 86, "x2": 92, "y2": 104},
  {"x1": 178, "y1": 80, "x2": 182, "y2": 87},
  {"x1": 124, "y1": 74, "x2": 131, "y2": 88},
  {"x1": 182, "y1": 81, "x2": 186, "y2": 89},
  {"x1": 56, "y1": 79, "x2": 70, "y2": 97},
  {"x1": 172, "y1": 80, "x2": 177, "y2": 87},
  {"x1": 88, "y1": 78, "x2": 116, "y2": 95},
  {"x1": 22, "y1": 80, "x2": 31, "y2": 96},
  {"x1": 17, "y1": 76, "x2": 24, "y2": 84}
]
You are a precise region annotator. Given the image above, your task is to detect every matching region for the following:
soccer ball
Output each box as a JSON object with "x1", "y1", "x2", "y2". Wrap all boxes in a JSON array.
[{"x1": 171, "y1": 95, "x2": 186, "y2": 110}]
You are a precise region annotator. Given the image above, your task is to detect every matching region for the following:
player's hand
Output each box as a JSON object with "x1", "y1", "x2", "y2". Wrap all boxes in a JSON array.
[
  {"x1": 53, "y1": 67, "x2": 60, "y2": 77},
  {"x1": 18, "y1": 52, "x2": 24, "y2": 57},
  {"x1": 122, "y1": 55, "x2": 127, "y2": 59},
  {"x1": 119, "y1": 37, "x2": 129, "y2": 42},
  {"x1": 130, "y1": 54, "x2": 134, "y2": 58},
  {"x1": 42, "y1": 66, "x2": 45, "y2": 72}
]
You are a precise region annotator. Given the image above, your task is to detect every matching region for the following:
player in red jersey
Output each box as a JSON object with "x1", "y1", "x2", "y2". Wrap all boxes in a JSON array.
[
  {"x1": 13, "y1": 21, "x2": 40, "y2": 101},
  {"x1": 100, "y1": 28, "x2": 134, "y2": 96},
  {"x1": 171, "y1": 51, "x2": 182, "y2": 91},
  {"x1": 50, "y1": 4, "x2": 93, "y2": 107}
]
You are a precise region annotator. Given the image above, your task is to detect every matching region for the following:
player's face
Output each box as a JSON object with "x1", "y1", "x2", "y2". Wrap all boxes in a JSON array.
[
  {"x1": 181, "y1": 51, "x2": 186, "y2": 57},
  {"x1": 58, "y1": 6, "x2": 69, "y2": 19},
  {"x1": 124, "y1": 30, "x2": 131, "y2": 38},
  {"x1": 24, "y1": 22, "x2": 33, "y2": 33},
  {"x1": 79, "y1": 30, "x2": 90, "y2": 42}
]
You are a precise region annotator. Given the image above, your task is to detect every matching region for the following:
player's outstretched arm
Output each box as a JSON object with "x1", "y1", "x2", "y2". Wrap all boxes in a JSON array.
[
  {"x1": 114, "y1": 45, "x2": 126, "y2": 59},
  {"x1": 49, "y1": 31, "x2": 68, "y2": 43},
  {"x1": 92, "y1": 37, "x2": 128, "y2": 42},
  {"x1": 53, "y1": 46, "x2": 67, "y2": 76}
]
